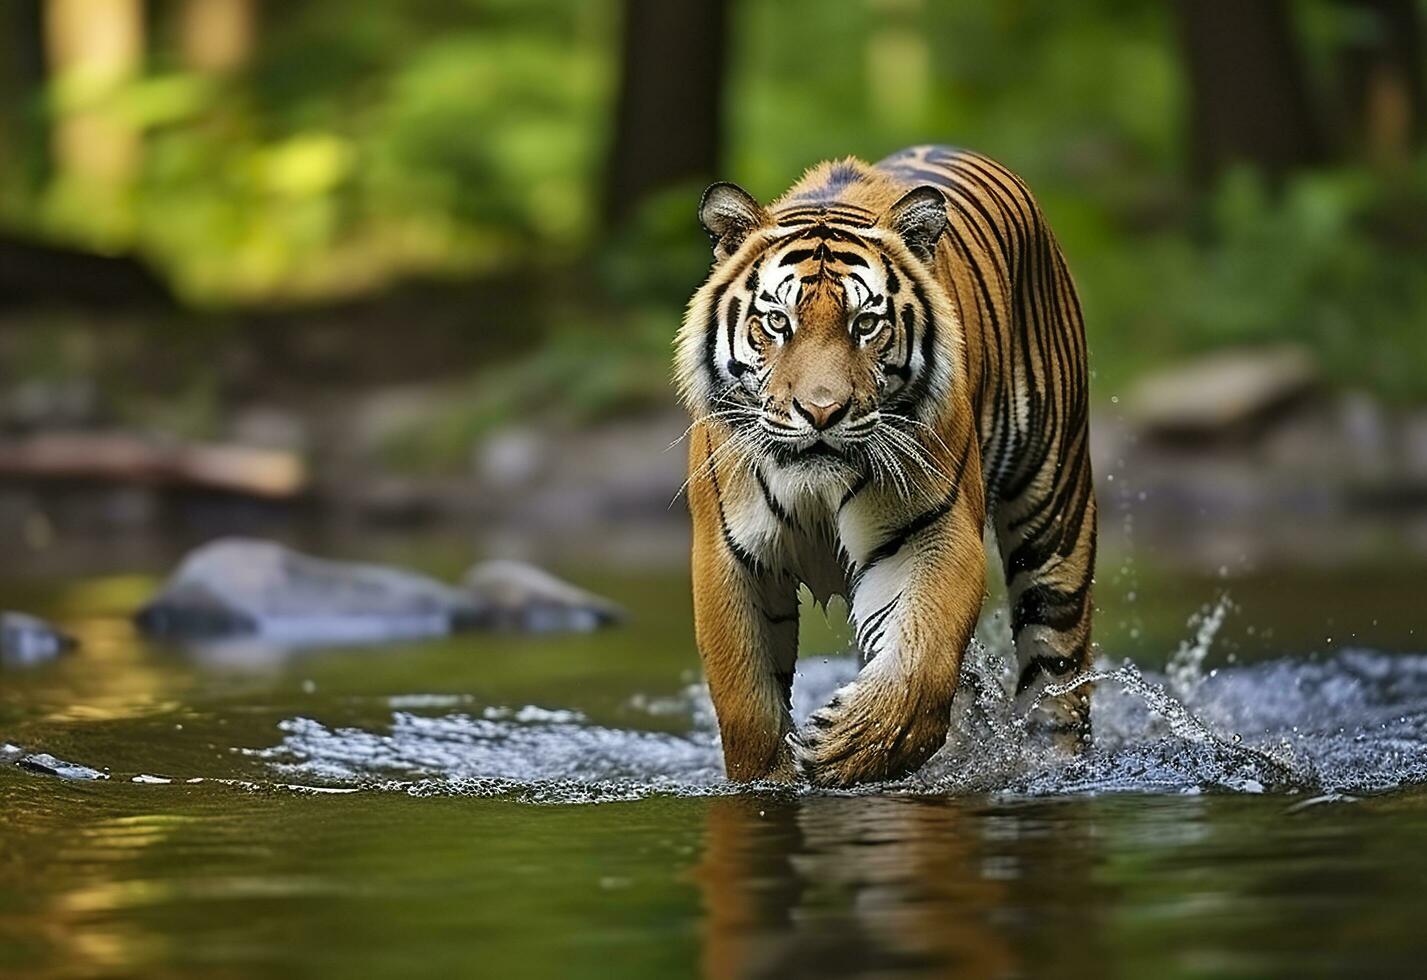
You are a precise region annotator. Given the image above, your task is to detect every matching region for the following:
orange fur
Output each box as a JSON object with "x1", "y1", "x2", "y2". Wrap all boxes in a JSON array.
[{"x1": 679, "y1": 146, "x2": 1097, "y2": 785}]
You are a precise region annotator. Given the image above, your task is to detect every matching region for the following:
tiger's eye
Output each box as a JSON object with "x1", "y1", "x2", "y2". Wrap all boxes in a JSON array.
[
  {"x1": 765, "y1": 310, "x2": 790, "y2": 334},
  {"x1": 854, "y1": 313, "x2": 882, "y2": 338}
]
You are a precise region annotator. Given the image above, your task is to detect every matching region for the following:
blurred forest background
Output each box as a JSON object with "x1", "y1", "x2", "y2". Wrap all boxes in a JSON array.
[{"x1": 2, "y1": 0, "x2": 1426, "y2": 566}]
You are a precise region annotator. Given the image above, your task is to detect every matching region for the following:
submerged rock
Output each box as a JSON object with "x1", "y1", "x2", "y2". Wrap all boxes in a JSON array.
[
  {"x1": 462, "y1": 560, "x2": 624, "y2": 632},
  {"x1": 16, "y1": 752, "x2": 107, "y2": 780},
  {"x1": 136, "y1": 538, "x2": 623, "y2": 646},
  {"x1": 136, "y1": 538, "x2": 487, "y2": 644},
  {"x1": 0, "y1": 611, "x2": 76, "y2": 666}
]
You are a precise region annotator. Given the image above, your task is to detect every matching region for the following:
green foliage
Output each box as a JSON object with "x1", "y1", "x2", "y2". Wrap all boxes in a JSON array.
[
  {"x1": 3, "y1": 0, "x2": 617, "y2": 303},
  {"x1": 1082, "y1": 163, "x2": 1427, "y2": 399},
  {"x1": 598, "y1": 183, "x2": 713, "y2": 311},
  {"x1": 729, "y1": 0, "x2": 1179, "y2": 204},
  {"x1": 2, "y1": 0, "x2": 1426, "y2": 415},
  {"x1": 379, "y1": 309, "x2": 677, "y2": 475}
]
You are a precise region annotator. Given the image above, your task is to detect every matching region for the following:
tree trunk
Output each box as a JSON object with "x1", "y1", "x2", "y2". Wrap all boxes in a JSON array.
[
  {"x1": 178, "y1": 0, "x2": 256, "y2": 74},
  {"x1": 1337, "y1": 0, "x2": 1426, "y2": 166},
  {"x1": 604, "y1": 0, "x2": 728, "y2": 225},
  {"x1": 866, "y1": 0, "x2": 929, "y2": 132},
  {"x1": 43, "y1": 0, "x2": 145, "y2": 188},
  {"x1": 1175, "y1": 0, "x2": 1326, "y2": 183}
]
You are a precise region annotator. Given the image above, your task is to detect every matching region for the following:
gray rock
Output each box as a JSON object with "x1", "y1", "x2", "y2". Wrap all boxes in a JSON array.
[
  {"x1": 346, "y1": 383, "x2": 454, "y2": 459},
  {"x1": 16, "y1": 752, "x2": 107, "y2": 780},
  {"x1": 229, "y1": 405, "x2": 310, "y2": 454},
  {"x1": 473, "y1": 428, "x2": 548, "y2": 489},
  {"x1": 468, "y1": 413, "x2": 688, "y2": 530},
  {"x1": 3, "y1": 378, "x2": 101, "y2": 430},
  {"x1": 0, "y1": 611, "x2": 76, "y2": 666},
  {"x1": 135, "y1": 539, "x2": 625, "y2": 649},
  {"x1": 462, "y1": 560, "x2": 624, "y2": 633},
  {"x1": 1128, "y1": 345, "x2": 1318, "y2": 441},
  {"x1": 136, "y1": 538, "x2": 487, "y2": 645}
]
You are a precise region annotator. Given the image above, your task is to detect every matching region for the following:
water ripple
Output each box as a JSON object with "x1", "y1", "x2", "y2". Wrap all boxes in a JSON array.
[{"x1": 252, "y1": 641, "x2": 1427, "y2": 804}]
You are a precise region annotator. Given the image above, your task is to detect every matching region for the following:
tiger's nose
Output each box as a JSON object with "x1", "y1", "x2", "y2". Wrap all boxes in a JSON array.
[{"x1": 792, "y1": 392, "x2": 851, "y2": 431}]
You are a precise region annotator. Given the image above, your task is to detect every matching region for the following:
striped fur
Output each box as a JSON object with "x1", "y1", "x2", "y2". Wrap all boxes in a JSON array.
[{"x1": 677, "y1": 146, "x2": 1096, "y2": 786}]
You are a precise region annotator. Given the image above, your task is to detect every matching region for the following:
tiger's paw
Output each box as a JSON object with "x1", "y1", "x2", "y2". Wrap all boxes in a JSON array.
[
  {"x1": 761, "y1": 739, "x2": 800, "y2": 784},
  {"x1": 722, "y1": 725, "x2": 800, "y2": 783},
  {"x1": 792, "y1": 682, "x2": 946, "y2": 788},
  {"x1": 1020, "y1": 680, "x2": 1093, "y2": 757}
]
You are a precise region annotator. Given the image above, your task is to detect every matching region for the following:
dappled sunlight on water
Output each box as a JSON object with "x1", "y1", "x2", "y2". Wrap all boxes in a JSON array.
[{"x1": 5, "y1": 557, "x2": 1427, "y2": 977}]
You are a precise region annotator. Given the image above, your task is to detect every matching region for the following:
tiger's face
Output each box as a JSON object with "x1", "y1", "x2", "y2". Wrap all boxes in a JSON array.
[
  {"x1": 740, "y1": 244, "x2": 895, "y2": 462},
  {"x1": 679, "y1": 180, "x2": 958, "y2": 484}
]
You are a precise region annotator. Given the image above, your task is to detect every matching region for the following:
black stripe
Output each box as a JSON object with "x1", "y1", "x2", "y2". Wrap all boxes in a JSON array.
[
  {"x1": 704, "y1": 429, "x2": 764, "y2": 577},
  {"x1": 701, "y1": 281, "x2": 730, "y2": 395},
  {"x1": 743, "y1": 256, "x2": 764, "y2": 292},
  {"x1": 724, "y1": 296, "x2": 741, "y2": 374},
  {"x1": 838, "y1": 474, "x2": 869, "y2": 512},
  {"x1": 1011, "y1": 581, "x2": 1090, "y2": 635},
  {"x1": 856, "y1": 592, "x2": 903, "y2": 655},
  {"x1": 884, "y1": 277, "x2": 937, "y2": 413},
  {"x1": 1016, "y1": 654, "x2": 1080, "y2": 695},
  {"x1": 754, "y1": 465, "x2": 796, "y2": 529},
  {"x1": 788, "y1": 226, "x2": 872, "y2": 245},
  {"x1": 829, "y1": 249, "x2": 868, "y2": 267},
  {"x1": 855, "y1": 593, "x2": 901, "y2": 646},
  {"x1": 776, "y1": 669, "x2": 795, "y2": 708},
  {"x1": 897, "y1": 302, "x2": 917, "y2": 377},
  {"x1": 880, "y1": 254, "x2": 902, "y2": 294},
  {"x1": 775, "y1": 203, "x2": 876, "y2": 219},
  {"x1": 850, "y1": 443, "x2": 971, "y2": 592}
]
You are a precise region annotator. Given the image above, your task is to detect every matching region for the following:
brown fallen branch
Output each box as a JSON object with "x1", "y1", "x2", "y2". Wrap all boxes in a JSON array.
[{"x1": 0, "y1": 432, "x2": 306, "y2": 500}]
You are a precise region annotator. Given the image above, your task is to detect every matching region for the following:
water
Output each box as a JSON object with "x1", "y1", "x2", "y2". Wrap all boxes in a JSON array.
[
  {"x1": 3, "y1": 542, "x2": 1427, "y2": 977},
  {"x1": 255, "y1": 641, "x2": 1427, "y2": 802}
]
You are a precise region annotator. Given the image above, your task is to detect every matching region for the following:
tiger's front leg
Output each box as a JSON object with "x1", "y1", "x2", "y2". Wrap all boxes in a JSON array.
[
  {"x1": 688, "y1": 427, "x2": 801, "y2": 782},
  {"x1": 796, "y1": 469, "x2": 987, "y2": 787}
]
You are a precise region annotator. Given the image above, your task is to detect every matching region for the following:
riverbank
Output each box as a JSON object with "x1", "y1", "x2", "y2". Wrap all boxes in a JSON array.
[{"x1": 4, "y1": 402, "x2": 1426, "y2": 575}]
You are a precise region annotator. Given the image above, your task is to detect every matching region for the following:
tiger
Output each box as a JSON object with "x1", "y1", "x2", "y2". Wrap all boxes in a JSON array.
[{"x1": 676, "y1": 145, "x2": 1096, "y2": 787}]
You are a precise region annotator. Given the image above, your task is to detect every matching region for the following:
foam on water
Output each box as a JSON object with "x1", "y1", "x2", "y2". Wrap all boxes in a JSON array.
[{"x1": 253, "y1": 603, "x2": 1427, "y2": 803}]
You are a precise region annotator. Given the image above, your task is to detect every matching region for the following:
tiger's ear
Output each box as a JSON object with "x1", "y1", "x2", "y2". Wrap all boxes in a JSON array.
[
  {"x1": 881, "y1": 186, "x2": 947, "y2": 261},
  {"x1": 699, "y1": 182, "x2": 769, "y2": 262}
]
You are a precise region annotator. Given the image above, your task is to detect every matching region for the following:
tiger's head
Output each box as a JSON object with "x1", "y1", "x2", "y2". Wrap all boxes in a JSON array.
[{"x1": 676, "y1": 167, "x2": 961, "y2": 487}]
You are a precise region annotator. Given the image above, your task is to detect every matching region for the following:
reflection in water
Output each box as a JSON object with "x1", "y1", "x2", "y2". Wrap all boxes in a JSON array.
[
  {"x1": 696, "y1": 795, "x2": 1109, "y2": 980},
  {"x1": 36, "y1": 616, "x2": 185, "y2": 726},
  {"x1": 5, "y1": 560, "x2": 1427, "y2": 977},
  {"x1": 0, "y1": 786, "x2": 188, "y2": 976}
]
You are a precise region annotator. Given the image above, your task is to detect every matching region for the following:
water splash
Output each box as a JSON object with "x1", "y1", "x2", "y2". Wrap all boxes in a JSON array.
[
  {"x1": 252, "y1": 710, "x2": 727, "y2": 803},
  {"x1": 245, "y1": 586, "x2": 1427, "y2": 803},
  {"x1": 1165, "y1": 594, "x2": 1233, "y2": 696},
  {"x1": 251, "y1": 623, "x2": 1427, "y2": 803}
]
